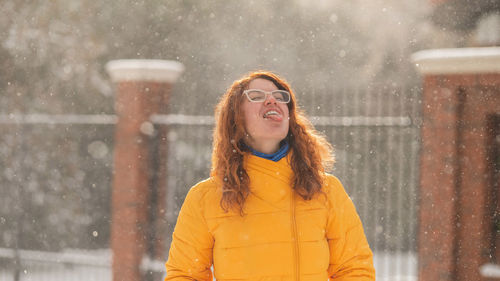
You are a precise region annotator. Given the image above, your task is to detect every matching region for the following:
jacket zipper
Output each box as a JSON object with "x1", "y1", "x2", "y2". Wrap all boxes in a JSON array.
[{"x1": 290, "y1": 193, "x2": 299, "y2": 281}]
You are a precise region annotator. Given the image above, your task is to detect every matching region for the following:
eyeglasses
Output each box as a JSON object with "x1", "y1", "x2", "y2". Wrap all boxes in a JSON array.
[{"x1": 242, "y1": 89, "x2": 291, "y2": 103}]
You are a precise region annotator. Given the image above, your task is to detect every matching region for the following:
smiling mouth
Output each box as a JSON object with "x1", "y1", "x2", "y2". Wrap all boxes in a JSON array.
[
  {"x1": 263, "y1": 110, "x2": 279, "y2": 118},
  {"x1": 263, "y1": 110, "x2": 283, "y2": 121}
]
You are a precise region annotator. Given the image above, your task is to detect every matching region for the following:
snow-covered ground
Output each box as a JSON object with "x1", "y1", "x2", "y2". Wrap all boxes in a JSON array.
[
  {"x1": 0, "y1": 249, "x2": 416, "y2": 281},
  {"x1": 0, "y1": 266, "x2": 110, "y2": 281},
  {"x1": 0, "y1": 248, "x2": 111, "y2": 281},
  {"x1": 373, "y1": 251, "x2": 417, "y2": 281}
]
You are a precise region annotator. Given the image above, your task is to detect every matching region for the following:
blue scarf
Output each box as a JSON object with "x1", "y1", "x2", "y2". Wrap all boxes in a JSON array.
[{"x1": 249, "y1": 141, "x2": 289, "y2": 162}]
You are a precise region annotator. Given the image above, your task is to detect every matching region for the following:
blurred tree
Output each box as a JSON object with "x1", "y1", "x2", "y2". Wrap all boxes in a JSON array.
[{"x1": 431, "y1": 0, "x2": 500, "y2": 31}]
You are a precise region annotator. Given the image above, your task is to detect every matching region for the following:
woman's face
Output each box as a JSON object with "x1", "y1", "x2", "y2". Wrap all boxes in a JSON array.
[{"x1": 241, "y1": 78, "x2": 290, "y2": 153}]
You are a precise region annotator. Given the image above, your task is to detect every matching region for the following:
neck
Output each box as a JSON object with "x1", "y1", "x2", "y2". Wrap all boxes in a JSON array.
[{"x1": 246, "y1": 139, "x2": 281, "y2": 154}]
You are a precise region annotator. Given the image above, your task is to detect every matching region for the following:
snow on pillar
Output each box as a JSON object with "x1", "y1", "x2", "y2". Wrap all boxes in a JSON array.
[
  {"x1": 412, "y1": 47, "x2": 500, "y2": 281},
  {"x1": 106, "y1": 59, "x2": 184, "y2": 281}
]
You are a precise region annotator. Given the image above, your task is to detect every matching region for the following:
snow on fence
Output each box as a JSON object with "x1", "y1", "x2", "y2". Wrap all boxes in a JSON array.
[{"x1": 0, "y1": 113, "x2": 411, "y2": 127}]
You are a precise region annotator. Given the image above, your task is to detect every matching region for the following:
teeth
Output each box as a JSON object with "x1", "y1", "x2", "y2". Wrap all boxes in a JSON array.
[{"x1": 264, "y1": 110, "x2": 279, "y2": 117}]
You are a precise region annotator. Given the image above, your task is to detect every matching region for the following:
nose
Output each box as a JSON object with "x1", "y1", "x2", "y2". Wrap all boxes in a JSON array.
[{"x1": 264, "y1": 93, "x2": 277, "y2": 105}]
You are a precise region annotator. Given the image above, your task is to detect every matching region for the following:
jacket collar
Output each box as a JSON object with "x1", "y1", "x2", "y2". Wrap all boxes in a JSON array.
[{"x1": 243, "y1": 151, "x2": 293, "y2": 185}]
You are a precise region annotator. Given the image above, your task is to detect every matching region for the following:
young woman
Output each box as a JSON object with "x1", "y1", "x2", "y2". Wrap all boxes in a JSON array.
[{"x1": 165, "y1": 71, "x2": 375, "y2": 280}]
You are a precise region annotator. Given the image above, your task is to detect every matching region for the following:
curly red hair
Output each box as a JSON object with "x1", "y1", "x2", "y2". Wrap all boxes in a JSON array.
[{"x1": 211, "y1": 71, "x2": 334, "y2": 214}]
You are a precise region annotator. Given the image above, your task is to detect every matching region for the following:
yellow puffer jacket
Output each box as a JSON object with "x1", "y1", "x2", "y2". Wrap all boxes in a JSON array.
[{"x1": 165, "y1": 153, "x2": 375, "y2": 280}]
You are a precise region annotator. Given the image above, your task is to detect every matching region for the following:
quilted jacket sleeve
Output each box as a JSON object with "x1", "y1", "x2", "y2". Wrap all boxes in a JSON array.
[
  {"x1": 165, "y1": 184, "x2": 214, "y2": 281},
  {"x1": 326, "y1": 176, "x2": 375, "y2": 280}
]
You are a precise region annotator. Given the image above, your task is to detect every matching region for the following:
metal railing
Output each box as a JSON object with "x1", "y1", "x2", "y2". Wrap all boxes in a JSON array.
[
  {"x1": 0, "y1": 247, "x2": 167, "y2": 281},
  {"x1": 0, "y1": 88, "x2": 421, "y2": 280}
]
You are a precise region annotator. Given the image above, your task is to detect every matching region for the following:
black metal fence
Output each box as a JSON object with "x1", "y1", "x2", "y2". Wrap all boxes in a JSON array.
[{"x1": 0, "y1": 86, "x2": 421, "y2": 280}]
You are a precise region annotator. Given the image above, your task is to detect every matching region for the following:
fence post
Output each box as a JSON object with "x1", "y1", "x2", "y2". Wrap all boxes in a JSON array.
[
  {"x1": 106, "y1": 59, "x2": 184, "y2": 281},
  {"x1": 412, "y1": 47, "x2": 500, "y2": 281}
]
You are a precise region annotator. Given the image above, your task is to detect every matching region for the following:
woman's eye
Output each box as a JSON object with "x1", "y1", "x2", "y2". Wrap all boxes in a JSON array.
[{"x1": 249, "y1": 92, "x2": 265, "y2": 100}]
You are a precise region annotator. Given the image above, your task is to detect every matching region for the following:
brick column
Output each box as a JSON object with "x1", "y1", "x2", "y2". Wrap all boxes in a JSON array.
[
  {"x1": 412, "y1": 47, "x2": 500, "y2": 281},
  {"x1": 106, "y1": 60, "x2": 184, "y2": 281}
]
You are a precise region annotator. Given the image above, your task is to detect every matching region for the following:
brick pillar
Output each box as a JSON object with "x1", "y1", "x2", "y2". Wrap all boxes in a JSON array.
[
  {"x1": 106, "y1": 60, "x2": 184, "y2": 281},
  {"x1": 412, "y1": 47, "x2": 500, "y2": 281}
]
